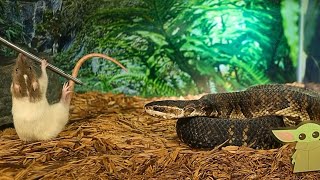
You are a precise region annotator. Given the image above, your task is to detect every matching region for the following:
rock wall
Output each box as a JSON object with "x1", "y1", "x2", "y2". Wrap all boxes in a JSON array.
[
  {"x1": 17, "y1": 0, "x2": 62, "y2": 53},
  {"x1": 0, "y1": 62, "x2": 14, "y2": 127}
]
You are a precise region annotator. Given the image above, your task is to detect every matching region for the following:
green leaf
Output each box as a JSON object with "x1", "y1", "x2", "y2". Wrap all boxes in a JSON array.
[{"x1": 281, "y1": 0, "x2": 299, "y2": 67}]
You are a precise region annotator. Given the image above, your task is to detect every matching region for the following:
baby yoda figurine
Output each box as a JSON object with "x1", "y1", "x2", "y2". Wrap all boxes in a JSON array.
[{"x1": 272, "y1": 121, "x2": 320, "y2": 173}]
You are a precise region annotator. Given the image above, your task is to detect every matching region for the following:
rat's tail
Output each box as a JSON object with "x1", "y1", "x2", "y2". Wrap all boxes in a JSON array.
[{"x1": 67, "y1": 53, "x2": 127, "y2": 102}]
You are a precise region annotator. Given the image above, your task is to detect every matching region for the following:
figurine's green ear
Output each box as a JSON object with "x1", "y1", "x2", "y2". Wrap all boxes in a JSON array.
[{"x1": 272, "y1": 129, "x2": 296, "y2": 143}]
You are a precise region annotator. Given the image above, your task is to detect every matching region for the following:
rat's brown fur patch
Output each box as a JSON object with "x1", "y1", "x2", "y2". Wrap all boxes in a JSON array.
[{"x1": 11, "y1": 53, "x2": 42, "y2": 102}]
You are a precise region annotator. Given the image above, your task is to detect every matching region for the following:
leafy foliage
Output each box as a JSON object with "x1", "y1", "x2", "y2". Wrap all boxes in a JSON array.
[
  {"x1": 0, "y1": 0, "x2": 25, "y2": 56},
  {"x1": 0, "y1": 0, "x2": 298, "y2": 97},
  {"x1": 53, "y1": 0, "x2": 295, "y2": 97},
  {"x1": 303, "y1": 1, "x2": 320, "y2": 52},
  {"x1": 34, "y1": 0, "x2": 104, "y2": 52},
  {"x1": 281, "y1": 0, "x2": 299, "y2": 66}
]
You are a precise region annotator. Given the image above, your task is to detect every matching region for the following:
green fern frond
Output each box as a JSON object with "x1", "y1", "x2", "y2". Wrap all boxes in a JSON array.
[
  {"x1": 91, "y1": 7, "x2": 149, "y2": 20},
  {"x1": 229, "y1": 56, "x2": 270, "y2": 85},
  {"x1": 281, "y1": 0, "x2": 299, "y2": 67},
  {"x1": 108, "y1": 71, "x2": 178, "y2": 97}
]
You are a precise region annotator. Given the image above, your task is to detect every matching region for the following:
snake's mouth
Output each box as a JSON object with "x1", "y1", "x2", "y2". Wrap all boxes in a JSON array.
[{"x1": 144, "y1": 100, "x2": 186, "y2": 119}]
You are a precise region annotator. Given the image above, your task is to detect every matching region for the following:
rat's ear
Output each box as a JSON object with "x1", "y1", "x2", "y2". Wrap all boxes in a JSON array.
[
  {"x1": 17, "y1": 53, "x2": 26, "y2": 61},
  {"x1": 272, "y1": 129, "x2": 296, "y2": 143},
  {"x1": 18, "y1": 53, "x2": 26, "y2": 61},
  {"x1": 18, "y1": 53, "x2": 23, "y2": 59}
]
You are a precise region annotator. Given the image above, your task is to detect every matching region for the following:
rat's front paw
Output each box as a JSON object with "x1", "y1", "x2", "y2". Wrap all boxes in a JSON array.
[
  {"x1": 32, "y1": 81, "x2": 39, "y2": 91},
  {"x1": 41, "y1": 59, "x2": 48, "y2": 70},
  {"x1": 61, "y1": 82, "x2": 72, "y2": 104}
]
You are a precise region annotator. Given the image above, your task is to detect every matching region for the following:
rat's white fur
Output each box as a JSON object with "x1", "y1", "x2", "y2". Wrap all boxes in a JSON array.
[{"x1": 11, "y1": 61, "x2": 70, "y2": 141}]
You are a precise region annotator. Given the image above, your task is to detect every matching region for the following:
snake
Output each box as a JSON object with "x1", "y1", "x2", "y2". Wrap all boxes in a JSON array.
[{"x1": 144, "y1": 84, "x2": 320, "y2": 149}]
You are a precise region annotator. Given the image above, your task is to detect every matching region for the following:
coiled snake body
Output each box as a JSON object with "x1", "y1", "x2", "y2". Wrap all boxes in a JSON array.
[{"x1": 144, "y1": 84, "x2": 320, "y2": 149}]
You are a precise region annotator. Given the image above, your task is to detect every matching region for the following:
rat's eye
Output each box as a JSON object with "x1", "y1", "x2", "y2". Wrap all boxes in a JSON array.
[
  {"x1": 299, "y1": 133, "x2": 306, "y2": 140},
  {"x1": 15, "y1": 68, "x2": 18, "y2": 72},
  {"x1": 312, "y1": 131, "x2": 319, "y2": 138},
  {"x1": 29, "y1": 66, "x2": 32, "y2": 70}
]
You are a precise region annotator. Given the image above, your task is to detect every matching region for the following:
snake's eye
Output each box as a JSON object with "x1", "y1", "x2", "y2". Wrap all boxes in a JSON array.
[
  {"x1": 299, "y1": 133, "x2": 306, "y2": 140},
  {"x1": 312, "y1": 131, "x2": 319, "y2": 138}
]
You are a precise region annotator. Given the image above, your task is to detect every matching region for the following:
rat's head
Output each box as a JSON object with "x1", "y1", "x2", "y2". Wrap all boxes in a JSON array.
[
  {"x1": 11, "y1": 53, "x2": 41, "y2": 102},
  {"x1": 272, "y1": 121, "x2": 320, "y2": 143}
]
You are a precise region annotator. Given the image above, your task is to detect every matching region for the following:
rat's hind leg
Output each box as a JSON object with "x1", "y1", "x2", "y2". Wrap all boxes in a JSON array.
[{"x1": 60, "y1": 82, "x2": 73, "y2": 105}]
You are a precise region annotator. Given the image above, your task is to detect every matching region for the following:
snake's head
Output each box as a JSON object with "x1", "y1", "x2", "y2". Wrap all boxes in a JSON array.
[
  {"x1": 144, "y1": 101, "x2": 185, "y2": 119},
  {"x1": 144, "y1": 100, "x2": 201, "y2": 119}
]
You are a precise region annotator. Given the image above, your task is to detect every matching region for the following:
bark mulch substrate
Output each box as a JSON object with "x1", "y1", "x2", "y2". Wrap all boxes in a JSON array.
[{"x1": 1, "y1": 92, "x2": 320, "y2": 179}]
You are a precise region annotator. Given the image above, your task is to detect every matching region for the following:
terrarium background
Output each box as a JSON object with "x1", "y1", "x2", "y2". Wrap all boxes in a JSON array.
[{"x1": 1, "y1": 0, "x2": 317, "y2": 97}]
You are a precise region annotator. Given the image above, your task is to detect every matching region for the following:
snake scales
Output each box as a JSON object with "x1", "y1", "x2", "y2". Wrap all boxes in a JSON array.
[{"x1": 144, "y1": 84, "x2": 320, "y2": 149}]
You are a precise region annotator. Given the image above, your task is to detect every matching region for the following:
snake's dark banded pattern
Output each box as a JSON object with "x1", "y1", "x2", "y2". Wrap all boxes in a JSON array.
[
  {"x1": 144, "y1": 84, "x2": 320, "y2": 149},
  {"x1": 176, "y1": 116, "x2": 285, "y2": 149}
]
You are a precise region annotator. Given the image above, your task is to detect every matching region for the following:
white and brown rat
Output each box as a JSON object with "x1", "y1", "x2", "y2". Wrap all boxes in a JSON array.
[{"x1": 11, "y1": 53, "x2": 127, "y2": 141}]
